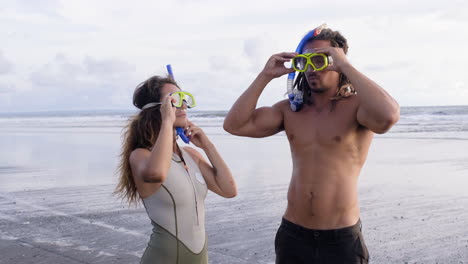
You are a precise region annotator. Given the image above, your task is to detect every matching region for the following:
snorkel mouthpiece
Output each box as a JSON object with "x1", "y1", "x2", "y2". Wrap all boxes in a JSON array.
[{"x1": 287, "y1": 23, "x2": 327, "y2": 112}]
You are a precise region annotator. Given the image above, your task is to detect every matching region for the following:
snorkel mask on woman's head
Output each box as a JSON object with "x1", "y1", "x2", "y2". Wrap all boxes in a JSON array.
[
  {"x1": 141, "y1": 65, "x2": 194, "y2": 144},
  {"x1": 141, "y1": 91, "x2": 196, "y2": 109},
  {"x1": 170, "y1": 91, "x2": 196, "y2": 108},
  {"x1": 287, "y1": 23, "x2": 327, "y2": 112}
]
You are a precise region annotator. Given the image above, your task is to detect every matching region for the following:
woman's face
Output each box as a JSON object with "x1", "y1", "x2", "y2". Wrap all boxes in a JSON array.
[{"x1": 161, "y1": 83, "x2": 188, "y2": 128}]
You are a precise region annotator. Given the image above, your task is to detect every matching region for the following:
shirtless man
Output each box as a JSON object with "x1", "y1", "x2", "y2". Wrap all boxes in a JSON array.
[{"x1": 223, "y1": 27, "x2": 399, "y2": 263}]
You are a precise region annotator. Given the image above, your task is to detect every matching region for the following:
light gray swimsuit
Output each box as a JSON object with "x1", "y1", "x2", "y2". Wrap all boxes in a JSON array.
[{"x1": 141, "y1": 147, "x2": 208, "y2": 264}]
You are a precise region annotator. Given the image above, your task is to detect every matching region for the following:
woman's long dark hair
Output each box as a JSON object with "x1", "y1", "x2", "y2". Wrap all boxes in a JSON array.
[{"x1": 115, "y1": 76, "x2": 178, "y2": 205}]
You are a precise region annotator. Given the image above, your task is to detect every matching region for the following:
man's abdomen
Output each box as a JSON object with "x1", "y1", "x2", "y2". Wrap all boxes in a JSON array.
[{"x1": 283, "y1": 170, "x2": 361, "y2": 230}]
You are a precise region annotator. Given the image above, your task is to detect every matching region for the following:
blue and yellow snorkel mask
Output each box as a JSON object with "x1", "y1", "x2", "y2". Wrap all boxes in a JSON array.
[{"x1": 287, "y1": 23, "x2": 327, "y2": 112}]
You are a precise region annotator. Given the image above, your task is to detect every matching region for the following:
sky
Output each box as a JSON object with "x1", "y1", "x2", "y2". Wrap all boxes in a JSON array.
[{"x1": 1, "y1": 0, "x2": 467, "y2": 112}]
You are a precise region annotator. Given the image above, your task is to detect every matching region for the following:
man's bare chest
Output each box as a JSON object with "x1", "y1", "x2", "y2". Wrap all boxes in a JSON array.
[{"x1": 283, "y1": 106, "x2": 357, "y2": 146}]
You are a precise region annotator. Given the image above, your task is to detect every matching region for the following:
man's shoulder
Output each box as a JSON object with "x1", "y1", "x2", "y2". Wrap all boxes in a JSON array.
[{"x1": 272, "y1": 99, "x2": 290, "y2": 111}]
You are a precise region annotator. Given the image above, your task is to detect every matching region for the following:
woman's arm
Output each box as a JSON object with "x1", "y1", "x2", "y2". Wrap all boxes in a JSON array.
[
  {"x1": 184, "y1": 121, "x2": 237, "y2": 198},
  {"x1": 130, "y1": 95, "x2": 176, "y2": 183}
]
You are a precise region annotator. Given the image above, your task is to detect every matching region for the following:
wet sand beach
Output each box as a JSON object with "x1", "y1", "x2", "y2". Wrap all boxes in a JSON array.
[{"x1": 1, "y1": 112, "x2": 468, "y2": 263}]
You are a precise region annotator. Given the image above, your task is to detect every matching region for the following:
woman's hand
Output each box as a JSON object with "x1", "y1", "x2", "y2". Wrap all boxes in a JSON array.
[
  {"x1": 184, "y1": 121, "x2": 212, "y2": 150},
  {"x1": 160, "y1": 95, "x2": 177, "y2": 124}
]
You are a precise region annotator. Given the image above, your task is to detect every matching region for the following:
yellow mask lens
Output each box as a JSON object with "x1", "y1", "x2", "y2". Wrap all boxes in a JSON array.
[
  {"x1": 292, "y1": 53, "x2": 329, "y2": 72},
  {"x1": 170, "y1": 91, "x2": 196, "y2": 108}
]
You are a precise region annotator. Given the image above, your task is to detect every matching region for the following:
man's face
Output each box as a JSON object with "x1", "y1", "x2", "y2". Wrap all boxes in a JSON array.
[{"x1": 302, "y1": 40, "x2": 340, "y2": 94}]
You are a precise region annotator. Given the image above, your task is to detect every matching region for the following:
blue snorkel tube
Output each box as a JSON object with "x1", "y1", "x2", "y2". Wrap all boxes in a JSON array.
[
  {"x1": 287, "y1": 23, "x2": 327, "y2": 112},
  {"x1": 166, "y1": 64, "x2": 190, "y2": 144},
  {"x1": 166, "y1": 64, "x2": 174, "y2": 79}
]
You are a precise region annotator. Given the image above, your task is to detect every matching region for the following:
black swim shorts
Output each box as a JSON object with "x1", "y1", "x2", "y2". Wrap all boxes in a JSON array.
[{"x1": 275, "y1": 218, "x2": 369, "y2": 264}]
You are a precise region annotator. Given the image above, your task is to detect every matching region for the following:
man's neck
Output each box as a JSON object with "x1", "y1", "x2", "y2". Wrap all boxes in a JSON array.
[
  {"x1": 309, "y1": 88, "x2": 338, "y2": 112},
  {"x1": 312, "y1": 87, "x2": 336, "y2": 101}
]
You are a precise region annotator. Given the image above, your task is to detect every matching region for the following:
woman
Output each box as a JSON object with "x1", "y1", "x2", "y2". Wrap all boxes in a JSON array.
[{"x1": 116, "y1": 75, "x2": 237, "y2": 264}]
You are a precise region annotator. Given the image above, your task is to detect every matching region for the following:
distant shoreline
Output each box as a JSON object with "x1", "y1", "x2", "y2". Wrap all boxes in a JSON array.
[{"x1": 0, "y1": 105, "x2": 467, "y2": 117}]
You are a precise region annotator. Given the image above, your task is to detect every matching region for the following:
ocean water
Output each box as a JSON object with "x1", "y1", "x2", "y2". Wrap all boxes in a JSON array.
[
  {"x1": 0, "y1": 105, "x2": 467, "y2": 138},
  {"x1": 389, "y1": 105, "x2": 468, "y2": 139},
  {"x1": 0, "y1": 105, "x2": 467, "y2": 192}
]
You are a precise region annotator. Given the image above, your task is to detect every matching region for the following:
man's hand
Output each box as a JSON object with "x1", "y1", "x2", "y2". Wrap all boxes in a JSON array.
[
  {"x1": 312, "y1": 47, "x2": 351, "y2": 73},
  {"x1": 261, "y1": 52, "x2": 297, "y2": 79}
]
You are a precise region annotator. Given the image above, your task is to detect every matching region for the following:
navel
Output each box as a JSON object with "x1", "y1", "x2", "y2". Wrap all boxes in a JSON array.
[
  {"x1": 309, "y1": 192, "x2": 316, "y2": 216},
  {"x1": 309, "y1": 192, "x2": 316, "y2": 199}
]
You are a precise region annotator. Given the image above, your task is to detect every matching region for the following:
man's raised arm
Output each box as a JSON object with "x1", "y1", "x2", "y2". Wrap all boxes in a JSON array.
[{"x1": 223, "y1": 52, "x2": 297, "y2": 138}]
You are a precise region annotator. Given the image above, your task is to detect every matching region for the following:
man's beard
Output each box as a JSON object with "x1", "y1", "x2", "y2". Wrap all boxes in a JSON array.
[
  {"x1": 310, "y1": 87, "x2": 328, "y2": 93},
  {"x1": 308, "y1": 81, "x2": 328, "y2": 94}
]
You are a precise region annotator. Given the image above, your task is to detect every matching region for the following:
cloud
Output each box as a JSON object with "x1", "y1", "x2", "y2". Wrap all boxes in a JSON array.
[
  {"x1": 0, "y1": 51, "x2": 13, "y2": 74},
  {"x1": 30, "y1": 54, "x2": 135, "y2": 88},
  {"x1": 0, "y1": 83, "x2": 15, "y2": 94},
  {"x1": 243, "y1": 34, "x2": 280, "y2": 72},
  {"x1": 0, "y1": 0, "x2": 61, "y2": 16},
  {"x1": 1, "y1": 0, "x2": 467, "y2": 112},
  {"x1": 24, "y1": 54, "x2": 137, "y2": 110},
  {"x1": 455, "y1": 81, "x2": 465, "y2": 91},
  {"x1": 84, "y1": 57, "x2": 136, "y2": 77},
  {"x1": 208, "y1": 55, "x2": 245, "y2": 73},
  {"x1": 243, "y1": 36, "x2": 270, "y2": 61},
  {"x1": 362, "y1": 61, "x2": 411, "y2": 73}
]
